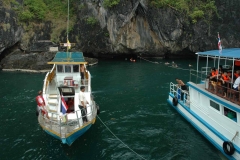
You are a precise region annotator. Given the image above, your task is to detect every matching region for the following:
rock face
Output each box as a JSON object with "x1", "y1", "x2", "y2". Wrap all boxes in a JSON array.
[
  {"x1": 0, "y1": 2, "x2": 23, "y2": 55},
  {"x1": 76, "y1": 0, "x2": 240, "y2": 57},
  {"x1": 1, "y1": 0, "x2": 240, "y2": 69},
  {"x1": 0, "y1": 49, "x2": 98, "y2": 70},
  {"x1": 1, "y1": 50, "x2": 56, "y2": 70}
]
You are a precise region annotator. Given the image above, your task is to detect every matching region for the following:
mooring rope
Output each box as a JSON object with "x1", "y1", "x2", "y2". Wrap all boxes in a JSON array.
[
  {"x1": 138, "y1": 56, "x2": 159, "y2": 64},
  {"x1": 138, "y1": 56, "x2": 197, "y2": 72},
  {"x1": 97, "y1": 115, "x2": 147, "y2": 160}
]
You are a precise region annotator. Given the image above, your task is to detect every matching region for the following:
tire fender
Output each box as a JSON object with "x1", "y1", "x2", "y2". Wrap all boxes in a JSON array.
[
  {"x1": 223, "y1": 141, "x2": 235, "y2": 155},
  {"x1": 172, "y1": 97, "x2": 178, "y2": 106}
]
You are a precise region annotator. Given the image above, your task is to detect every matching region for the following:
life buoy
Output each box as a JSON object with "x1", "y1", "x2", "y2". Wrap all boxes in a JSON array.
[
  {"x1": 36, "y1": 95, "x2": 45, "y2": 106},
  {"x1": 223, "y1": 141, "x2": 235, "y2": 155},
  {"x1": 172, "y1": 97, "x2": 178, "y2": 106},
  {"x1": 36, "y1": 95, "x2": 48, "y2": 116}
]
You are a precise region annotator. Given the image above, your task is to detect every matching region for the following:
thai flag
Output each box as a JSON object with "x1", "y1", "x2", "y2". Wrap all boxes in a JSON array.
[
  {"x1": 218, "y1": 32, "x2": 222, "y2": 50},
  {"x1": 61, "y1": 96, "x2": 68, "y2": 114}
]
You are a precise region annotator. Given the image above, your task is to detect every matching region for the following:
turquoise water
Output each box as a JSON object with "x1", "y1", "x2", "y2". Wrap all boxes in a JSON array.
[{"x1": 0, "y1": 58, "x2": 225, "y2": 159}]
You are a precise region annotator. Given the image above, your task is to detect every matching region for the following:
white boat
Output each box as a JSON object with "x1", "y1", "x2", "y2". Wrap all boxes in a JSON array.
[
  {"x1": 37, "y1": 51, "x2": 99, "y2": 145},
  {"x1": 167, "y1": 48, "x2": 240, "y2": 159}
]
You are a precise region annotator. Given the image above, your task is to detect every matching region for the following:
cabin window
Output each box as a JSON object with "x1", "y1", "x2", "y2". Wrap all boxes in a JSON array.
[
  {"x1": 65, "y1": 65, "x2": 71, "y2": 73},
  {"x1": 73, "y1": 65, "x2": 79, "y2": 73},
  {"x1": 57, "y1": 65, "x2": 63, "y2": 73},
  {"x1": 210, "y1": 100, "x2": 220, "y2": 111},
  {"x1": 224, "y1": 107, "x2": 237, "y2": 122}
]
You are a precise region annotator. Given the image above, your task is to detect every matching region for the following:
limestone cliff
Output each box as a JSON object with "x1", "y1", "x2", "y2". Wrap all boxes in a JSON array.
[
  {"x1": 0, "y1": 1, "x2": 23, "y2": 54},
  {"x1": 1, "y1": 0, "x2": 240, "y2": 67}
]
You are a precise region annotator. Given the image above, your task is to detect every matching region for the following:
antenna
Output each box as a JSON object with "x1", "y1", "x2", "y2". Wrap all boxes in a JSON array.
[
  {"x1": 67, "y1": 0, "x2": 69, "y2": 41},
  {"x1": 59, "y1": 0, "x2": 75, "y2": 52},
  {"x1": 67, "y1": 0, "x2": 69, "y2": 53}
]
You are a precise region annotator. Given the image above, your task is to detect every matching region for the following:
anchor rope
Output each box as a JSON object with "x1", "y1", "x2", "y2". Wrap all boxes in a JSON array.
[
  {"x1": 97, "y1": 115, "x2": 147, "y2": 160},
  {"x1": 138, "y1": 56, "x2": 197, "y2": 72},
  {"x1": 138, "y1": 56, "x2": 159, "y2": 64}
]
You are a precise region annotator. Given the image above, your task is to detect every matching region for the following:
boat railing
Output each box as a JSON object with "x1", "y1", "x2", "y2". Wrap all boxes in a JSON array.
[
  {"x1": 43, "y1": 72, "x2": 49, "y2": 94},
  {"x1": 38, "y1": 103, "x2": 96, "y2": 137},
  {"x1": 81, "y1": 71, "x2": 91, "y2": 92},
  {"x1": 170, "y1": 82, "x2": 190, "y2": 107},
  {"x1": 189, "y1": 68, "x2": 240, "y2": 105},
  {"x1": 206, "y1": 80, "x2": 240, "y2": 104},
  {"x1": 189, "y1": 68, "x2": 210, "y2": 84},
  {"x1": 43, "y1": 64, "x2": 56, "y2": 94}
]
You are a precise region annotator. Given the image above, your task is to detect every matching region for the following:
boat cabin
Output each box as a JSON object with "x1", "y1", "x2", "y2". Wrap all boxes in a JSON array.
[
  {"x1": 43, "y1": 52, "x2": 90, "y2": 114},
  {"x1": 47, "y1": 52, "x2": 88, "y2": 92}
]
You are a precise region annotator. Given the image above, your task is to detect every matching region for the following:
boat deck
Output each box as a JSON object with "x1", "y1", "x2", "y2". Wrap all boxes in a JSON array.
[{"x1": 205, "y1": 80, "x2": 240, "y2": 106}]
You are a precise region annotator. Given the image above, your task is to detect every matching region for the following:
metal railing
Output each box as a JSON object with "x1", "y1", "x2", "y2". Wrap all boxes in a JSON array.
[
  {"x1": 38, "y1": 103, "x2": 97, "y2": 138},
  {"x1": 170, "y1": 82, "x2": 190, "y2": 107},
  {"x1": 189, "y1": 67, "x2": 240, "y2": 104}
]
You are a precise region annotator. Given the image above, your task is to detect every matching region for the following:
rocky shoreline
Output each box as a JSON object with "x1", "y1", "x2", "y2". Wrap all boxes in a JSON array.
[
  {"x1": 0, "y1": 50, "x2": 98, "y2": 73},
  {"x1": 1, "y1": 69, "x2": 50, "y2": 73}
]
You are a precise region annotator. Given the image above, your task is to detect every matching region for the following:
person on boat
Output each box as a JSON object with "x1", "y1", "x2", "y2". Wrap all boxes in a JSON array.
[
  {"x1": 208, "y1": 67, "x2": 218, "y2": 82},
  {"x1": 80, "y1": 64, "x2": 85, "y2": 85},
  {"x1": 233, "y1": 76, "x2": 240, "y2": 91},
  {"x1": 79, "y1": 86, "x2": 88, "y2": 122},
  {"x1": 227, "y1": 71, "x2": 237, "y2": 82},
  {"x1": 176, "y1": 78, "x2": 187, "y2": 100},
  {"x1": 218, "y1": 65, "x2": 224, "y2": 75},
  {"x1": 36, "y1": 90, "x2": 49, "y2": 119},
  {"x1": 233, "y1": 70, "x2": 240, "y2": 80},
  {"x1": 220, "y1": 71, "x2": 232, "y2": 97}
]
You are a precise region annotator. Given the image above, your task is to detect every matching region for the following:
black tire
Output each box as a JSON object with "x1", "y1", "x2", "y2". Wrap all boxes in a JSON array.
[
  {"x1": 172, "y1": 97, "x2": 178, "y2": 106},
  {"x1": 96, "y1": 105, "x2": 100, "y2": 115},
  {"x1": 223, "y1": 141, "x2": 235, "y2": 155},
  {"x1": 36, "y1": 106, "x2": 39, "y2": 116}
]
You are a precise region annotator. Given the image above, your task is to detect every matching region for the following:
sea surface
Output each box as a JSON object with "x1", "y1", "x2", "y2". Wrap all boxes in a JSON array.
[{"x1": 0, "y1": 58, "x2": 227, "y2": 160}]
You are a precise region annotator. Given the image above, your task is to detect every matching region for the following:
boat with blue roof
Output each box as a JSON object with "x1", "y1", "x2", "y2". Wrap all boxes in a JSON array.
[
  {"x1": 167, "y1": 48, "x2": 240, "y2": 159},
  {"x1": 37, "y1": 51, "x2": 99, "y2": 145},
  {"x1": 36, "y1": 0, "x2": 99, "y2": 145}
]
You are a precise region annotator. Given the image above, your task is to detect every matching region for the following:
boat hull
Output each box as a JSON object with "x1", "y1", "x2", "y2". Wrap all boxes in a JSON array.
[{"x1": 39, "y1": 118, "x2": 96, "y2": 146}]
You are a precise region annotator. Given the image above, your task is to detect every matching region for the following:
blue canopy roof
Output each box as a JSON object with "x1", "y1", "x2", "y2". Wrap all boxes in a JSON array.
[
  {"x1": 48, "y1": 52, "x2": 87, "y2": 64},
  {"x1": 197, "y1": 48, "x2": 240, "y2": 59}
]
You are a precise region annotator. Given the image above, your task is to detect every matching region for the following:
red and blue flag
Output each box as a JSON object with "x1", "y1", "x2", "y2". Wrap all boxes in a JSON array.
[
  {"x1": 218, "y1": 32, "x2": 222, "y2": 50},
  {"x1": 61, "y1": 96, "x2": 68, "y2": 114}
]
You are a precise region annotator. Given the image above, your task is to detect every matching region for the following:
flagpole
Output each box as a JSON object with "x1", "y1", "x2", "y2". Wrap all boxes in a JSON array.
[{"x1": 67, "y1": 0, "x2": 69, "y2": 53}]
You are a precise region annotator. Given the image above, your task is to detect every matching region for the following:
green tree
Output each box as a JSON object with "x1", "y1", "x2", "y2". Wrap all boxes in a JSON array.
[
  {"x1": 86, "y1": 17, "x2": 98, "y2": 26},
  {"x1": 150, "y1": 0, "x2": 218, "y2": 35},
  {"x1": 103, "y1": 0, "x2": 120, "y2": 8}
]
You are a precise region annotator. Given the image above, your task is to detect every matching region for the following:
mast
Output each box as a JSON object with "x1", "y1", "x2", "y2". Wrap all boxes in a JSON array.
[{"x1": 67, "y1": 0, "x2": 70, "y2": 53}]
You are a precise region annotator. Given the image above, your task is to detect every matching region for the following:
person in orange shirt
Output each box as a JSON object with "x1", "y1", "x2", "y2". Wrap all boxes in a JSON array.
[
  {"x1": 208, "y1": 68, "x2": 219, "y2": 82},
  {"x1": 220, "y1": 71, "x2": 231, "y2": 97}
]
